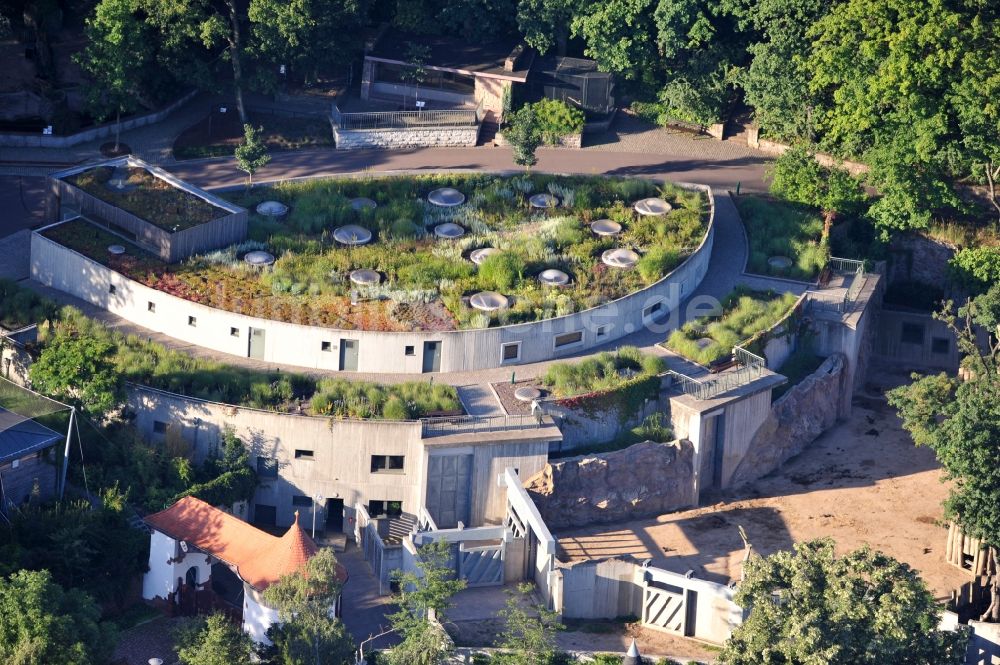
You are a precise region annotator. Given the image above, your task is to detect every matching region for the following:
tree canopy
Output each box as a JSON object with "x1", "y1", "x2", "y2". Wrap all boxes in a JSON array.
[
  {"x1": 175, "y1": 613, "x2": 255, "y2": 665},
  {"x1": 0, "y1": 568, "x2": 115, "y2": 665},
  {"x1": 719, "y1": 539, "x2": 966, "y2": 665}
]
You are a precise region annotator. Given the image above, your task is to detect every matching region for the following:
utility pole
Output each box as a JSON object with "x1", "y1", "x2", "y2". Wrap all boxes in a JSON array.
[{"x1": 59, "y1": 407, "x2": 75, "y2": 499}]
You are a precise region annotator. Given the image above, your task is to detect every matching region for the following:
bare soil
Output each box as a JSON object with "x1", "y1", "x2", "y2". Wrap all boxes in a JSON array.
[
  {"x1": 556, "y1": 384, "x2": 969, "y2": 603},
  {"x1": 491, "y1": 378, "x2": 548, "y2": 415}
]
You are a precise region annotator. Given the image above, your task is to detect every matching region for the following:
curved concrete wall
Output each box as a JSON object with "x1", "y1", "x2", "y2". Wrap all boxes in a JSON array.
[{"x1": 30, "y1": 184, "x2": 715, "y2": 374}]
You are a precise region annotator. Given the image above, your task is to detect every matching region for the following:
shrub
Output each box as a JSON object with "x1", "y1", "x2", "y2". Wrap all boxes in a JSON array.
[
  {"x1": 310, "y1": 378, "x2": 460, "y2": 419},
  {"x1": 0, "y1": 279, "x2": 56, "y2": 329},
  {"x1": 478, "y1": 252, "x2": 526, "y2": 291},
  {"x1": 542, "y1": 346, "x2": 662, "y2": 397},
  {"x1": 530, "y1": 99, "x2": 585, "y2": 144},
  {"x1": 950, "y1": 246, "x2": 1000, "y2": 294}
]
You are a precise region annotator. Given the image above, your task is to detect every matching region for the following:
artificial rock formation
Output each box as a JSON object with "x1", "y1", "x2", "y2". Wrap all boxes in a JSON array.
[
  {"x1": 728, "y1": 353, "x2": 845, "y2": 487},
  {"x1": 525, "y1": 440, "x2": 695, "y2": 530}
]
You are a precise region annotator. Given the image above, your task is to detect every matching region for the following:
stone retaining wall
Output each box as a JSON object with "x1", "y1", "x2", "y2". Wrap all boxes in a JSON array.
[
  {"x1": 728, "y1": 353, "x2": 846, "y2": 487},
  {"x1": 524, "y1": 439, "x2": 696, "y2": 530},
  {"x1": 333, "y1": 125, "x2": 480, "y2": 150}
]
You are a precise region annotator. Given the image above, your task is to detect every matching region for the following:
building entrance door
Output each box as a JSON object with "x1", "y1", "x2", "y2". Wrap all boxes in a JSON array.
[
  {"x1": 248, "y1": 327, "x2": 266, "y2": 359},
  {"x1": 326, "y1": 498, "x2": 344, "y2": 532},
  {"x1": 422, "y1": 341, "x2": 442, "y2": 373}
]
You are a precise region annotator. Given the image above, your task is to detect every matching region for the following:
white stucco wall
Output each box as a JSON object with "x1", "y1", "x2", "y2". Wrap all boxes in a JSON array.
[
  {"x1": 243, "y1": 585, "x2": 282, "y2": 644},
  {"x1": 30, "y1": 183, "x2": 715, "y2": 375},
  {"x1": 142, "y1": 530, "x2": 213, "y2": 602}
]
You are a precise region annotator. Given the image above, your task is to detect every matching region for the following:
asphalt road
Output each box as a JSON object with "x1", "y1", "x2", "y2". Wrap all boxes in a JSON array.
[
  {"x1": 0, "y1": 175, "x2": 47, "y2": 238},
  {"x1": 165, "y1": 145, "x2": 771, "y2": 193}
]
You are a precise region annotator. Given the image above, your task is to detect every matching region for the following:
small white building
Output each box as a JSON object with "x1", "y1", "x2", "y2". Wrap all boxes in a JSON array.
[{"x1": 142, "y1": 496, "x2": 346, "y2": 642}]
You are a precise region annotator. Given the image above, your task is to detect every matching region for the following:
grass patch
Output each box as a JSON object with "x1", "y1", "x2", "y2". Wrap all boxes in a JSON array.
[
  {"x1": 0, "y1": 278, "x2": 57, "y2": 330},
  {"x1": 541, "y1": 346, "x2": 665, "y2": 398},
  {"x1": 666, "y1": 288, "x2": 799, "y2": 365},
  {"x1": 65, "y1": 166, "x2": 226, "y2": 232},
  {"x1": 549, "y1": 413, "x2": 673, "y2": 458},
  {"x1": 46, "y1": 174, "x2": 708, "y2": 331},
  {"x1": 173, "y1": 111, "x2": 334, "y2": 160},
  {"x1": 735, "y1": 194, "x2": 827, "y2": 280}
]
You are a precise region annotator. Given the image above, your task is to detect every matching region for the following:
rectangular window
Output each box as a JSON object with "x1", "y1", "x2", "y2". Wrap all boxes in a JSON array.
[
  {"x1": 931, "y1": 337, "x2": 950, "y2": 354},
  {"x1": 371, "y1": 455, "x2": 405, "y2": 473},
  {"x1": 596, "y1": 325, "x2": 608, "y2": 339},
  {"x1": 321, "y1": 341, "x2": 332, "y2": 352},
  {"x1": 152, "y1": 420, "x2": 168, "y2": 434},
  {"x1": 501, "y1": 342, "x2": 520, "y2": 362},
  {"x1": 554, "y1": 331, "x2": 583, "y2": 349},
  {"x1": 405, "y1": 345, "x2": 415, "y2": 356},
  {"x1": 256, "y1": 456, "x2": 278, "y2": 478},
  {"x1": 294, "y1": 449, "x2": 314, "y2": 460},
  {"x1": 147, "y1": 301, "x2": 156, "y2": 313},
  {"x1": 230, "y1": 327, "x2": 240, "y2": 337},
  {"x1": 901, "y1": 322, "x2": 924, "y2": 345},
  {"x1": 368, "y1": 500, "x2": 403, "y2": 518},
  {"x1": 292, "y1": 495, "x2": 313, "y2": 507},
  {"x1": 188, "y1": 316, "x2": 197, "y2": 327},
  {"x1": 109, "y1": 284, "x2": 116, "y2": 294}
]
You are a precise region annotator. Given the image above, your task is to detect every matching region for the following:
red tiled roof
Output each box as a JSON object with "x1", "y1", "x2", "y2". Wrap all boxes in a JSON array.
[{"x1": 144, "y1": 496, "x2": 346, "y2": 590}]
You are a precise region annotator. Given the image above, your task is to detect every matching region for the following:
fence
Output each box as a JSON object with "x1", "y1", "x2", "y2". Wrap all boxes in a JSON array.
[
  {"x1": 667, "y1": 347, "x2": 767, "y2": 401},
  {"x1": 331, "y1": 102, "x2": 480, "y2": 131},
  {"x1": 809, "y1": 256, "x2": 868, "y2": 314},
  {"x1": 420, "y1": 413, "x2": 551, "y2": 438}
]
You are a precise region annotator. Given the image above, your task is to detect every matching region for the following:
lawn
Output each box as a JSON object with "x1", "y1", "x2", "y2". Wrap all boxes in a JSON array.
[
  {"x1": 665, "y1": 288, "x2": 799, "y2": 365},
  {"x1": 173, "y1": 110, "x2": 334, "y2": 159},
  {"x1": 735, "y1": 194, "x2": 827, "y2": 281},
  {"x1": 65, "y1": 165, "x2": 227, "y2": 232},
  {"x1": 46, "y1": 173, "x2": 709, "y2": 331}
]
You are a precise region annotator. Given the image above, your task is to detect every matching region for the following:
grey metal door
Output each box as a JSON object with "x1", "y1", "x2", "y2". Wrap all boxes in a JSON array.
[
  {"x1": 425, "y1": 454, "x2": 472, "y2": 528},
  {"x1": 339, "y1": 339, "x2": 359, "y2": 371},
  {"x1": 422, "y1": 341, "x2": 442, "y2": 373},
  {"x1": 248, "y1": 327, "x2": 266, "y2": 359}
]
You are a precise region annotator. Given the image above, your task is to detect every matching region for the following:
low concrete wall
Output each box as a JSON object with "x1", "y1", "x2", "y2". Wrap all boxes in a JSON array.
[
  {"x1": 0, "y1": 90, "x2": 197, "y2": 148},
  {"x1": 727, "y1": 353, "x2": 846, "y2": 487},
  {"x1": 30, "y1": 179, "x2": 716, "y2": 374},
  {"x1": 0, "y1": 230, "x2": 31, "y2": 280},
  {"x1": 524, "y1": 440, "x2": 696, "y2": 530},
  {"x1": 746, "y1": 128, "x2": 868, "y2": 176},
  {"x1": 333, "y1": 125, "x2": 480, "y2": 149}
]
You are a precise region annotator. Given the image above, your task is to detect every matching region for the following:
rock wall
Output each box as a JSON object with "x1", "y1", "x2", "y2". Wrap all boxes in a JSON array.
[
  {"x1": 728, "y1": 353, "x2": 846, "y2": 487},
  {"x1": 524, "y1": 440, "x2": 695, "y2": 530},
  {"x1": 540, "y1": 386, "x2": 667, "y2": 451},
  {"x1": 886, "y1": 233, "x2": 957, "y2": 288},
  {"x1": 333, "y1": 126, "x2": 480, "y2": 150}
]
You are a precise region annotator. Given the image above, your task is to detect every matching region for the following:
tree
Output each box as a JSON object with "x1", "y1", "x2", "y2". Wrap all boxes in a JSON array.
[
  {"x1": 248, "y1": 0, "x2": 367, "y2": 90},
  {"x1": 261, "y1": 548, "x2": 353, "y2": 665},
  {"x1": 502, "y1": 105, "x2": 542, "y2": 169},
  {"x1": 493, "y1": 583, "x2": 564, "y2": 665},
  {"x1": 0, "y1": 568, "x2": 115, "y2": 665},
  {"x1": 718, "y1": 539, "x2": 966, "y2": 664},
  {"x1": 516, "y1": 0, "x2": 578, "y2": 55},
  {"x1": 74, "y1": 0, "x2": 151, "y2": 152},
  {"x1": 570, "y1": 0, "x2": 661, "y2": 86},
  {"x1": 29, "y1": 318, "x2": 122, "y2": 415},
  {"x1": 888, "y1": 284, "x2": 1000, "y2": 619},
  {"x1": 386, "y1": 539, "x2": 466, "y2": 665},
  {"x1": 399, "y1": 42, "x2": 430, "y2": 110},
  {"x1": 140, "y1": 0, "x2": 252, "y2": 123},
  {"x1": 176, "y1": 613, "x2": 254, "y2": 665},
  {"x1": 235, "y1": 124, "x2": 271, "y2": 189},
  {"x1": 769, "y1": 144, "x2": 865, "y2": 238}
]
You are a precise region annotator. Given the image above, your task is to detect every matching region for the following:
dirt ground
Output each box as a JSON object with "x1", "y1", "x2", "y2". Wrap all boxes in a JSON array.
[{"x1": 556, "y1": 378, "x2": 970, "y2": 603}]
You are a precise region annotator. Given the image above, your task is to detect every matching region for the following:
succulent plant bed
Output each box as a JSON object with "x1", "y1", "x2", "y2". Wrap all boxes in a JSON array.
[
  {"x1": 665, "y1": 287, "x2": 800, "y2": 365},
  {"x1": 65, "y1": 166, "x2": 227, "y2": 232},
  {"x1": 46, "y1": 173, "x2": 708, "y2": 331}
]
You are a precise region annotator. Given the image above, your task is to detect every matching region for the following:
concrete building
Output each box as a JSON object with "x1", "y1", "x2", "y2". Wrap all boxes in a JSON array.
[{"x1": 143, "y1": 496, "x2": 346, "y2": 643}]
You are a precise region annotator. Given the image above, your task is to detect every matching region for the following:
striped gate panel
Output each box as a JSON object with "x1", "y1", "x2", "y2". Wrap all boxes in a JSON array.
[
  {"x1": 459, "y1": 546, "x2": 504, "y2": 587},
  {"x1": 642, "y1": 586, "x2": 685, "y2": 634}
]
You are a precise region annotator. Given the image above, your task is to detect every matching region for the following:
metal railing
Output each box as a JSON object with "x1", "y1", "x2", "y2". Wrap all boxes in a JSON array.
[
  {"x1": 810, "y1": 256, "x2": 867, "y2": 314},
  {"x1": 420, "y1": 413, "x2": 550, "y2": 437},
  {"x1": 667, "y1": 347, "x2": 767, "y2": 401},
  {"x1": 331, "y1": 101, "x2": 480, "y2": 131}
]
